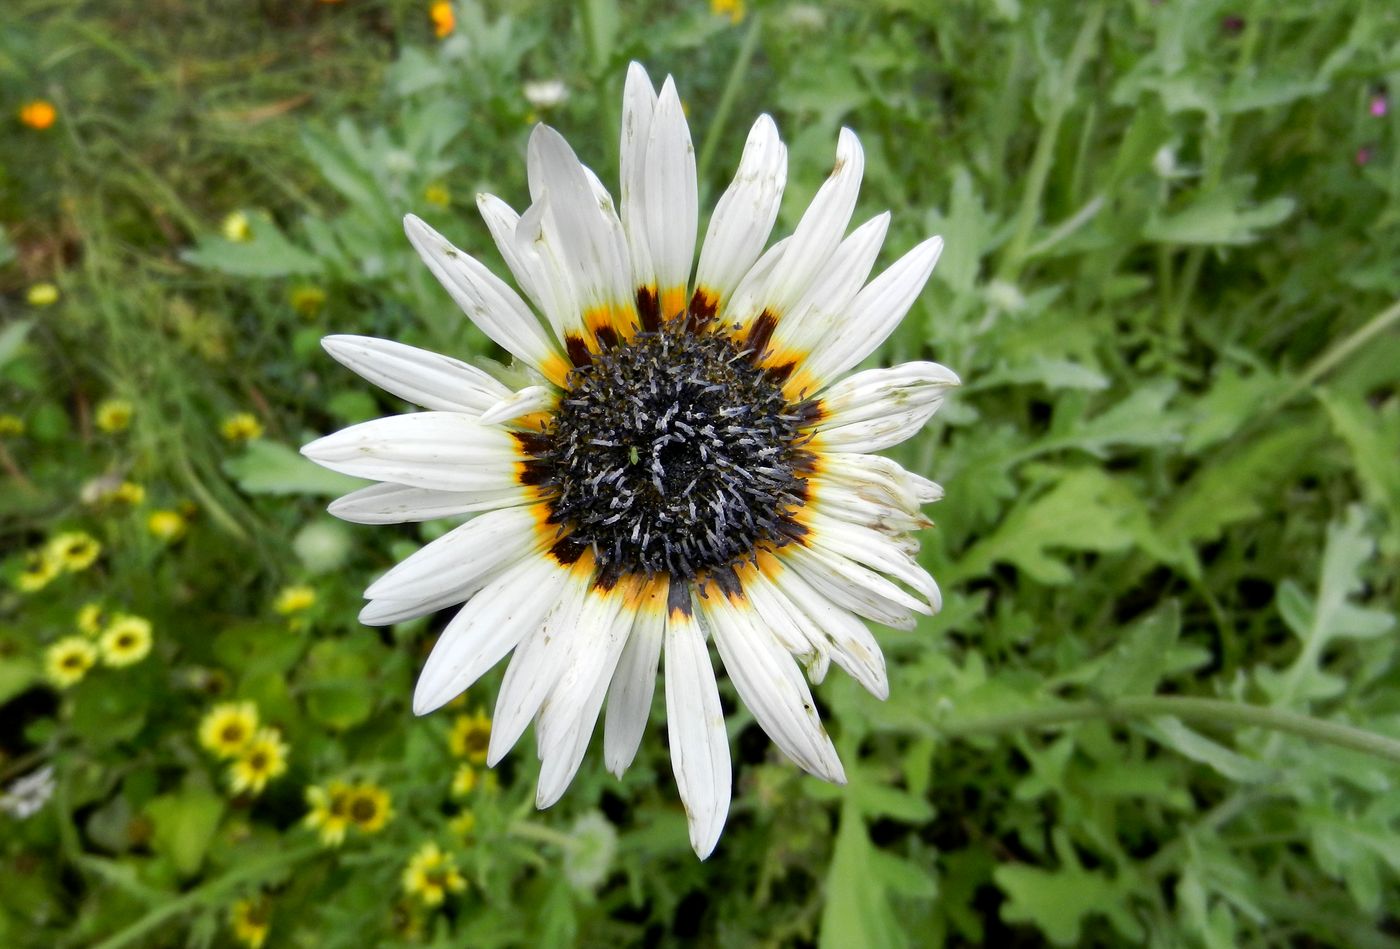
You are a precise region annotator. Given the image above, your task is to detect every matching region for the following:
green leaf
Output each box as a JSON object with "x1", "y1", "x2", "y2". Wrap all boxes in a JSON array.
[
  {"x1": 820, "y1": 804, "x2": 905, "y2": 949},
  {"x1": 181, "y1": 211, "x2": 324, "y2": 277},
  {"x1": 1142, "y1": 718, "x2": 1273, "y2": 783},
  {"x1": 1144, "y1": 189, "x2": 1294, "y2": 246},
  {"x1": 1093, "y1": 603, "x2": 1181, "y2": 698},
  {"x1": 222, "y1": 440, "x2": 364, "y2": 497},
  {"x1": 145, "y1": 785, "x2": 224, "y2": 878},
  {"x1": 302, "y1": 640, "x2": 374, "y2": 730},
  {"x1": 0, "y1": 320, "x2": 32, "y2": 370},
  {"x1": 1320, "y1": 391, "x2": 1400, "y2": 530},
  {"x1": 994, "y1": 861, "x2": 1139, "y2": 946}
]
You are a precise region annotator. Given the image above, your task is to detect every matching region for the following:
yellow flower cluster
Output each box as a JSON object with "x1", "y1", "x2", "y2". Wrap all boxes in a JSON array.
[
  {"x1": 198, "y1": 703, "x2": 289, "y2": 796},
  {"x1": 19, "y1": 100, "x2": 56, "y2": 130},
  {"x1": 228, "y1": 897, "x2": 270, "y2": 949},
  {"x1": 45, "y1": 638, "x2": 96, "y2": 688},
  {"x1": 304, "y1": 779, "x2": 393, "y2": 846},
  {"x1": 430, "y1": 1, "x2": 455, "y2": 38},
  {"x1": 16, "y1": 531, "x2": 102, "y2": 593},
  {"x1": 99, "y1": 614, "x2": 153, "y2": 667},
  {"x1": 402, "y1": 841, "x2": 466, "y2": 906},
  {"x1": 273, "y1": 584, "x2": 316, "y2": 616},
  {"x1": 147, "y1": 509, "x2": 187, "y2": 543},
  {"x1": 94, "y1": 399, "x2": 133, "y2": 434},
  {"x1": 220, "y1": 412, "x2": 264, "y2": 443},
  {"x1": 448, "y1": 709, "x2": 492, "y2": 765},
  {"x1": 27, "y1": 283, "x2": 59, "y2": 306}
]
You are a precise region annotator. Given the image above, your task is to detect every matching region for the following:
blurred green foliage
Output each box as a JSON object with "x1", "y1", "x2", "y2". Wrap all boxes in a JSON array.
[{"x1": 2, "y1": 0, "x2": 1399, "y2": 945}]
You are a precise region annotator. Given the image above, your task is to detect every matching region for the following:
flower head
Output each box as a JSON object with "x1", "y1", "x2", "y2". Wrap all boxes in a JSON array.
[
  {"x1": 221, "y1": 412, "x2": 265, "y2": 443},
  {"x1": 228, "y1": 897, "x2": 270, "y2": 949},
  {"x1": 199, "y1": 702, "x2": 260, "y2": 758},
  {"x1": 222, "y1": 211, "x2": 252, "y2": 243},
  {"x1": 19, "y1": 100, "x2": 56, "y2": 130},
  {"x1": 346, "y1": 782, "x2": 393, "y2": 834},
  {"x1": 303, "y1": 64, "x2": 954, "y2": 859},
  {"x1": 289, "y1": 285, "x2": 327, "y2": 318},
  {"x1": 16, "y1": 551, "x2": 60, "y2": 592},
  {"x1": 100, "y1": 614, "x2": 153, "y2": 666},
  {"x1": 273, "y1": 584, "x2": 317, "y2": 615},
  {"x1": 710, "y1": 0, "x2": 745, "y2": 24},
  {"x1": 46, "y1": 637, "x2": 97, "y2": 687},
  {"x1": 447, "y1": 710, "x2": 492, "y2": 764},
  {"x1": 304, "y1": 780, "x2": 353, "y2": 846},
  {"x1": 46, "y1": 531, "x2": 101, "y2": 572},
  {"x1": 228, "y1": 728, "x2": 289, "y2": 796},
  {"x1": 95, "y1": 399, "x2": 133, "y2": 434},
  {"x1": 402, "y1": 842, "x2": 465, "y2": 906},
  {"x1": 429, "y1": 1, "x2": 454, "y2": 38},
  {"x1": 0, "y1": 414, "x2": 24, "y2": 437},
  {"x1": 147, "y1": 509, "x2": 187, "y2": 543},
  {"x1": 523, "y1": 79, "x2": 568, "y2": 111},
  {"x1": 450, "y1": 762, "x2": 477, "y2": 797},
  {"x1": 111, "y1": 481, "x2": 146, "y2": 505},
  {"x1": 26, "y1": 283, "x2": 59, "y2": 306},
  {"x1": 77, "y1": 602, "x2": 108, "y2": 636}
]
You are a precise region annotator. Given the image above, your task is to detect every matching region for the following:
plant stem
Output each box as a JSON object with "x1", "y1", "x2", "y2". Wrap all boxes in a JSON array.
[
  {"x1": 696, "y1": 15, "x2": 763, "y2": 190},
  {"x1": 1287, "y1": 297, "x2": 1400, "y2": 399},
  {"x1": 936, "y1": 695, "x2": 1400, "y2": 765}
]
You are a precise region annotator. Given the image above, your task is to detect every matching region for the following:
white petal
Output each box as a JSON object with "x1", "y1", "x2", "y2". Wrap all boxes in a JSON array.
[
  {"x1": 642, "y1": 77, "x2": 697, "y2": 308},
  {"x1": 603, "y1": 584, "x2": 666, "y2": 776},
  {"x1": 412, "y1": 554, "x2": 567, "y2": 715},
  {"x1": 488, "y1": 570, "x2": 594, "y2": 765},
  {"x1": 620, "y1": 62, "x2": 660, "y2": 293},
  {"x1": 664, "y1": 603, "x2": 731, "y2": 860},
  {"x1": 328, "y1": 482, "x2": 528, "y2": 525},
  {"x1": 476, "y1": 193, "x2": 573, "y2": 341},
  {"x1": 816, "y1": 402, "x2": 946, "y2": 454},
  {"x1": 812, "y1": 484, "x2": 931, "y2": 535},
  {"x1": 363, "y1": 505, "x2": 541, "y2": 601},
  {"x1": 694, "y1": 115, "x2": 786, "y2": 309},
  {"x1": 301, "y1": 412, "x2": 519, "y2": 492},
  {"x1": 819, "y1": 361, "x2": 959, "y2": 425},
  {"x1": 402, "y1": 215, "x2": 564, "y2": 378},
  {"x1": 719, "y1": 236, "x2": 791, "y2": 328},
  {"x1": 818, "y1": 453, "x2": 945, "y2": 509},
  {"x1": 766, "y1": 565, "x2": 888, "y2": 699},
  {"x1": 477, "y1": 385, "x2": 558, "y2": 425},
  {"x1": 321, "y1": 335, "x2": 512, "y2": 414},
  {"x1": 742, "y1": 570, "x2": 831, "y2": 683},
  {"x1": 769, "y1": 213, "x2": 888, "y2": 356},
  {"x1": 785, "y1": 543, "x2": 922, "y2": 628},
  {"x1": 535, "y1": 590, "x2": 633, "y2": 807},
  {"x1": 802, "y1": 524, "x2": 939, "y2": 613},
  {"x1": 358, "y1": 557, "x2": 512, "y2": 626},
  {"x1": 699, "y1": 592, "x2": 845, "y2": 783},
  {"x1": 801, "y1": 235, "x2": 943, "y2": 385}
]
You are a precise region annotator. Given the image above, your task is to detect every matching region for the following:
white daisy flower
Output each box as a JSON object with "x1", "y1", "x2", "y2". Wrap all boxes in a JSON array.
[{"x1": 303, "y1": 63, "x2": 956, "y2": 859}]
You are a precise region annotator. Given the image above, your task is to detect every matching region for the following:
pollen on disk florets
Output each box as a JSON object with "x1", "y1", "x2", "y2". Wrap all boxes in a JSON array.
[{"x1": 521, "y1": 323, "x2": 816, "y2": 584}]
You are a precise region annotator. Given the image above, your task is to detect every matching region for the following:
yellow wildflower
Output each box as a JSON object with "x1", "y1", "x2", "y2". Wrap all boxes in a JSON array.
[
  {"x1": 16, "y1": 551, "x2": 59, "y2": 592},
  {"x1": 19, "y1": 100, "x2": 56, "y2": 130},
  {"x1": 46, "y1": 637, "x2": 97, "y2": 688},
  {"x1": 289, "y1": 285, "x2": 327, "y2": 319},
  {"x1": 228, "y1": 897, "x2": 270, "y2": 949},
  {"x1": 77, "y1": 602, "x2": 107, "y2": 636},
  {"x1": 423, "y1": 183, "x2": 451, "y2": 208},
  {"x1": 450, "y1": 763, "x2": 477, "y2": 797},
  {"x1": 46, "y1": 531, "x2": 101, "y2": 572},
  {"x1": 95, "y1": 399, "x2": 133, "y2": 434},
  {"x1": 346, "y1": 782, "x2": 393, "y2": 834},
  {"x1": 228, "y1": 728, "x2": 289, "y2": 796},
  {"x1": 710, "y1": 0, "x2": 745, "y2": 23},
  {"x1": 147, "y1": 509, "x2": 187, "y2": 543},
  {"x1": 448, "y1": 809, "x2": 476, "y2": 838},
  {"x1": 220, "y1": 412, "x2": 264, "y2": 443},
  {"x1": 402, "y1": 842, "x2": 465, "y2": 906},
  {"x1": 111, "y1": 481, "x2": 145, "y2": 505},
  {"x1": 0, "y1": 414, "x2": 24, "y2": 437},
  {"x1": 222, "y1": 211, "x2": 252, "y2": 242},
  {"x1": 199, "y1": 702, "x2": 259, "y2": 758},
  {"x1": 304, "y1": 780, "x2": 354, "y2": 846},
  {"x1": 448, "y1": 709, "x2": 492, "y2": 764},
  {"x1": 26, "y1": 283, "x2": 59, "y2": 306},
  {"x1": 430, "y1": 1, "x2": 455, "y2": 37},
  {"x1": 273, "y1": 584, "x2": 316, "y2": 616},
  {"x1": 100, "y1": 614, "x2": 153, "y2": 667}
]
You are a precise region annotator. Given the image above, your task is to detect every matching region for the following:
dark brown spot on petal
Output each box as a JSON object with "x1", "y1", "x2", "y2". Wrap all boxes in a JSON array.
[
  {"x1": 549, "y1": 535, "x2": 589, "y2": 566},
  {"x1": 565, "y1": 334, "x2": 593, "y2": 368},
  {"x1": 636, "y1": 286, "x2": 661, "y2": 332},
  {"x1": 745, "y1": 309, "x2": 778, "y2": 362},
  {"x1": 667, "y1": 579, "x2": 692, "y2": 618},
  {"x1": 687, "y1": 288, "x2": 718, "y2": 333}
]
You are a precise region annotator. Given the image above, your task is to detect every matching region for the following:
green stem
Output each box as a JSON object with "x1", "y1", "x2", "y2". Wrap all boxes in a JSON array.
[
  {"x1": 996, "y1": 4, "x2": 1105, "y2": 281},
  {"x1": 1286, "y1": 297, "x2": 1400, "y2": 400},
  {"x1": 696, "y1": 15, "x2": 763, "y2": 190},
  {"x1": 936, "y1": 695, "x2": 1400, "y2": 765},
  {"x1": 91, "y1": 843, "x2": 320, "y2": 949}
]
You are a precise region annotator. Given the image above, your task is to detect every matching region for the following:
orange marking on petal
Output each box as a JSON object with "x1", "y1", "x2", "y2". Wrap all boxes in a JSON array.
[
  {"x1": 659, "y1": 286, "x2": 688, "y2": 324},
  {"x1": 541, "y1": 353, "x2": 573, "y2": 388}
]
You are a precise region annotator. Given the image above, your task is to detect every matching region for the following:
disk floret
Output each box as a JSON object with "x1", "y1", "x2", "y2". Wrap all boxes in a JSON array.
[{"x1": 534, "y1": 324, "x2": 811, "y2": 581}]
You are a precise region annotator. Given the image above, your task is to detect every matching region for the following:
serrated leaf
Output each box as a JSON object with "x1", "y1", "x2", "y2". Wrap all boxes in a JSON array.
[
  {"x1": 820, "y1": 805, "x2": 904, "y2": 949},
  {"x1": 1142, "y1": 718, "x2": 1272, "y2": 783},
  {"x1": 994, "y1": 862, "x2": 1138, "y2": 946},
  {"x1": 1144, "y1": 191, "x2": 1294, "y2": 246},
  {"x1": 1093, "y1": 603, "x2": 1181, "y2": 698}
]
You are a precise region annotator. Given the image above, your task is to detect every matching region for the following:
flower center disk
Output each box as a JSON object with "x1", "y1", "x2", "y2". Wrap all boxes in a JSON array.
[{"x1": 521, "y1": 323, "x2": 814, "y2": 585}]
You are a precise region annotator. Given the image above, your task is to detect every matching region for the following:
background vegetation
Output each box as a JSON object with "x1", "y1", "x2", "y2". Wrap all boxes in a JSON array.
[{"x1": 3, "y1": 0, "x2": 1399, "y2": 945}]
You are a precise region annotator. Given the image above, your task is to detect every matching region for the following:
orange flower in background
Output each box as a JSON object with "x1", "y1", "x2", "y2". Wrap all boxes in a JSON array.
[
  {"x1": 19, "y1": 100, "x2": 56, "y2": 130},
  {"x1": 430, "y1": 1, "x2": 455, "y2": 38}
]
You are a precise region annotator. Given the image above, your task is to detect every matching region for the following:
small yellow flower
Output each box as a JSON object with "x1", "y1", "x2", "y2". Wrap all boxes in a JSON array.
[
  {"x1": 95, "y1": 399, "x2": 133, "y2": 434},
  {"x1": 448, "y1": 809, "x2": 476, "y2": 838},
  {"x1": 77, "y1": 602, "x2": 107, "y2": 636},
  {"x1": 448, "y1": 709, "x2": 492, "y2": 764},
  {"x1": 450, "y1": 763, "x2": 477, "y2": 797},
  {"x1": 430, "y1": 1, "x2": 455, "y2": 37},
  {"x1": 0, "y1": 414, "x2": 24, "y2": 437},
  {"x1": 111, "y1": 481, "x2": 146, "y2": 505},
  {"x1": 402, "y1": 842, "x2": 466, "y2": 906},
  {"x1": 46, "y1": 531, "x2": 102, "y2": 572},
  {"x1": 16, "y1": 551, "x2": 59, "y2": 593},
  {"x1": 289, "y1": 285, "x2": 327, "y2": 319},
  {"x1": 220, "y1": 412, "x2": 264, "y2": 443},
  {"x1": 19, "y1": 100, "x2": 57, "y2": 130},
  {"x1": 26, "y1": 283, "x2": 59, "y2": 306},
  {"x1": 222, "y1": 211, "x2": 252, "y2": 243},
  {"x1": 710, "y1": 0, "x2": 745, "y2": 24},
  {"x1": 147, "y1": 509, "x2": 187, "y2": 543},
  {"x1": 273, "y1": 584, "x2": 316, "y2": 616},
  {"x1": 304, "y1": 780, "x2": 354, "y2": 846},
  {"x1": 423, "y1": 182, "x2": 451, "y2": 208},
  {"x1": 199, "y1": 702, "x2": 260, "y2": 758},
  {"x1": 228, "y1": 728, "x2": 289, "y2": 796},
  {"x1": 46, "y1": 637, "x2": 97, "y2": 688},
  {"x1": 100, "y1": 614, "x2": 153, "y2": 667},
  {"x1": 346, "y1": 782, "x2": 393, "y2": 834},
  {"x1": 229, "y1": 897, "x2": 270, "y2": 949}
]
